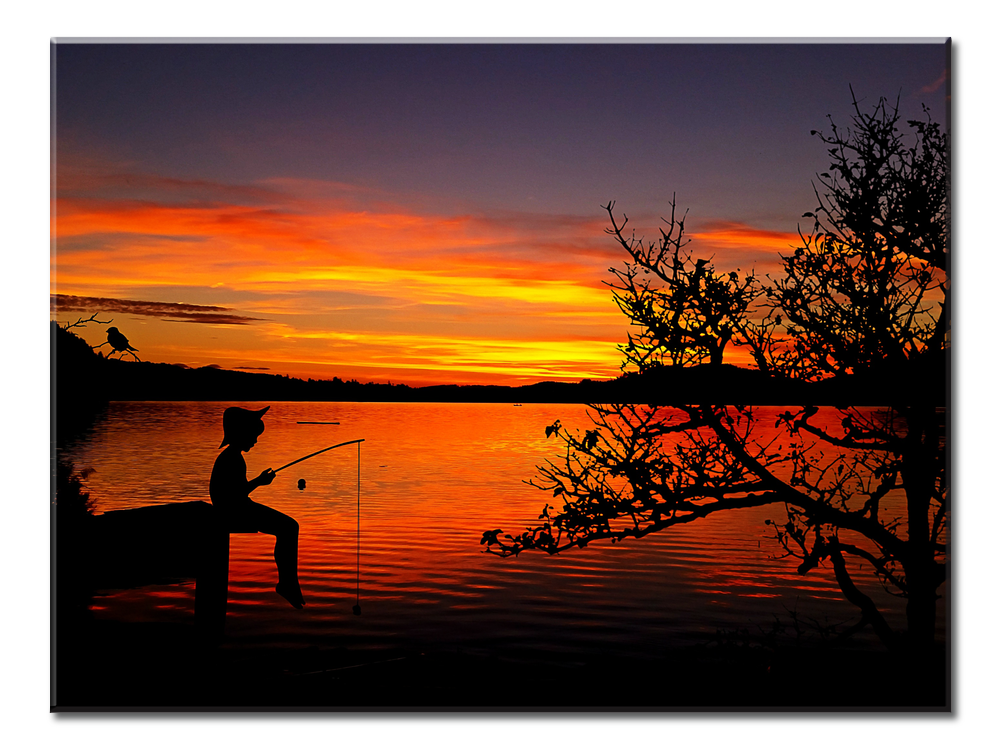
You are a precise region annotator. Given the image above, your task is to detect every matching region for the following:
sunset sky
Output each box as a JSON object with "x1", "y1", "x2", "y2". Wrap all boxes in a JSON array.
[{"x1": 51, "y1": 42, "x2": 949, "y2": 386}]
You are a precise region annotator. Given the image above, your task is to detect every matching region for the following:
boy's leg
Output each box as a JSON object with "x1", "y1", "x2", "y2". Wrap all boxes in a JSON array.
[{"x1": 246, "y1": 502, "x2": 304, "y2": 607}]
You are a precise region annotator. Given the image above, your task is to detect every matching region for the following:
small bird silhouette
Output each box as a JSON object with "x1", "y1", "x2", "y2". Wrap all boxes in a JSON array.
[{"x1": 97, "y1": 327, "x2": 141, "y2": 361}]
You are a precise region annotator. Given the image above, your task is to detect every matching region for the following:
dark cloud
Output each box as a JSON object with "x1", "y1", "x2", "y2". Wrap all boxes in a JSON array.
[
  {"x1": 201, "y1": 364, "x2": 272, "y2": 371},
  {"x1": 52, "y1": 294, "x2": 264, "y2": 325}
]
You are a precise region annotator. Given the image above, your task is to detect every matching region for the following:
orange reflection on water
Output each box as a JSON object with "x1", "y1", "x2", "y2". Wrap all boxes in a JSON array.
[{"x1": 70, "y1": 402, "x2": 940, "y2": 655}]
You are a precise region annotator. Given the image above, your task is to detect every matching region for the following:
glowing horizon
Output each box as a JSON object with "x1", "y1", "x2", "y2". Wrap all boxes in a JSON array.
[{"x1": 51, "y1": 168, "x2": 801, "y2": 384}]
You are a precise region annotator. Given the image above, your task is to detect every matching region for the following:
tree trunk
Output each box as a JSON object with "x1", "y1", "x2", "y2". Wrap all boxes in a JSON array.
[{"x1": 901, "y1": 404, "x2": 941, "y2": 652}]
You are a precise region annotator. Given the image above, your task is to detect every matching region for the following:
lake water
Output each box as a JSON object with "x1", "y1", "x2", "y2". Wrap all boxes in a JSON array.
[{"x1": 63, "y1": 401, "x2": 942, "y2": 661}]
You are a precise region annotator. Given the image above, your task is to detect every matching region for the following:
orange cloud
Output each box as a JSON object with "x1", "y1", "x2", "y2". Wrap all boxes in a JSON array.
[
  {"x1": 919, "y1": 70, "x2": 948, "y2": 94},
  {"x1": 690, "y1": 221, "x2": 800, "y2": 254},
  {"x1": 51, "y1": 172, "x2": 788, "y2": 385},
  {"x1": 52, "y1": 193, "x2": 615, "y2": 299}
]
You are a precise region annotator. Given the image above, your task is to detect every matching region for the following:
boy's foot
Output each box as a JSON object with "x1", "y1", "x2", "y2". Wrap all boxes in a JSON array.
[{"x1": 276, "y1": 582, "x2": 305, "y2": 609}]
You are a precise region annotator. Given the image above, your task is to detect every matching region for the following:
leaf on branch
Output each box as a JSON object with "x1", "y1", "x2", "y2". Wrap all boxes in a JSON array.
[{"x1": 480, "y1": 529, "x2": 503, "y2": 546}]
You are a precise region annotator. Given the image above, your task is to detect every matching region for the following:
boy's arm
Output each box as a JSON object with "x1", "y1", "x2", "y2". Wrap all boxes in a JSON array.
[{"x1": 248, "y1": 468, "x2": 276, "y2": 493}]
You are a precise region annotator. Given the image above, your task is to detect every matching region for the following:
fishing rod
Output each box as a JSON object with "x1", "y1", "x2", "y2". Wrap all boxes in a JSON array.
[
  {"x1": 273, "y1": 438, "x2": 365, "y2": 473},
  {"x1": 273, "y1": 437, "x2": 365, "y2": 616}
]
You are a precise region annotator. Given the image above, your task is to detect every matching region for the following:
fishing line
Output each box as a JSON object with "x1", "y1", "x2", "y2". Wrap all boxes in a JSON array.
[
  {"x1": 273, "y1": 437, "x2": 365, "y2": 616},
  {"x1": 353, "y1": 440, "x2": 361, "y2": 616}
]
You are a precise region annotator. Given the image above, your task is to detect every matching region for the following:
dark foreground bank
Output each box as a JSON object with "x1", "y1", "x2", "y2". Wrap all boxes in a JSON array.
[{"x1": 53, "y1": 614, "x2": 947, "y2": 711}]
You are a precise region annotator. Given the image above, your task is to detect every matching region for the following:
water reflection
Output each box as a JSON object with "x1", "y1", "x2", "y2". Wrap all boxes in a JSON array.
[{"x1": 67, "y1": 401, "x2": 936, "y2": 658}]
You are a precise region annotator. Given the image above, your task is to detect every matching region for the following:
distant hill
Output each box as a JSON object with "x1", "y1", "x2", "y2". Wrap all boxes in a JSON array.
[{"x1": 52, "y1": 323, "x2": 946, "y2": 423}]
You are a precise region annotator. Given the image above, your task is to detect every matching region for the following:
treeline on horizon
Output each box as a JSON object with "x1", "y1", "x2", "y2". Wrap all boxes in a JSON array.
[{"x1": 53, "y1": 321, "x2": 945, "y2": 416}]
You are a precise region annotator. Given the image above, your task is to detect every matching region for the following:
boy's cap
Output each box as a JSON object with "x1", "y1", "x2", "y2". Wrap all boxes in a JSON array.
[{"x1": 220, "y1": 406, "x2": 270, "y2": 448}]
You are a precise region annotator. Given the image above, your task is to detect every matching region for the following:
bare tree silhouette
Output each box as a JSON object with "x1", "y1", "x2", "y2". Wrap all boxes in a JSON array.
[
  {"x1": 61, "y1": 312, "x2": 113, "y2": 331},
  {"x1": 483, "y1": 92, "x2": 949, "y2": 654}
]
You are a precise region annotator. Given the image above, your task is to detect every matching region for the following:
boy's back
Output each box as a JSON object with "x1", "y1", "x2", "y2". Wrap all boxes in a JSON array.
[{"x1": 210, "y1": 446, "x2": 249, "y2": 514}]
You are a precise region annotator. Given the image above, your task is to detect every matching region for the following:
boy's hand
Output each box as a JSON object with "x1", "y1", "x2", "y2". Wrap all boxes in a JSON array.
[{"x1": 257, "y1": 468, "x2": 276, "y2": 485}]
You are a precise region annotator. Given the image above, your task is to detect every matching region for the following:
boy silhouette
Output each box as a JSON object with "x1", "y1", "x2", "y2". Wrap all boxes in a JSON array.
[{"x1": 210, "y1": 406, "x2": 305, "y2": 609}]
